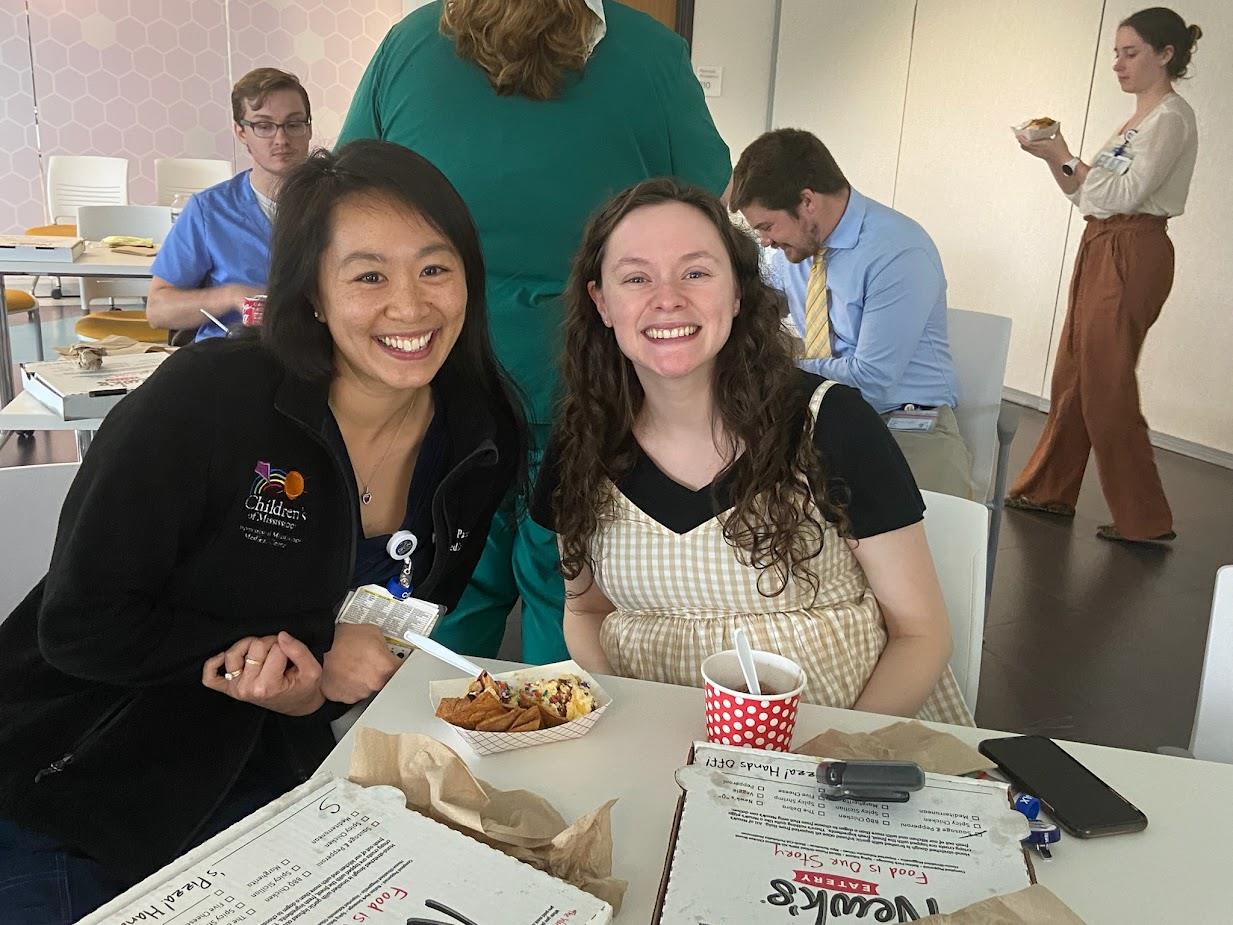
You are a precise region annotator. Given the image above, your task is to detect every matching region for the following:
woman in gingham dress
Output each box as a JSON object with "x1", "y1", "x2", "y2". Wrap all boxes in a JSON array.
[{"x1": 531, "y1": 179, "x2": 971, "y2": 725}]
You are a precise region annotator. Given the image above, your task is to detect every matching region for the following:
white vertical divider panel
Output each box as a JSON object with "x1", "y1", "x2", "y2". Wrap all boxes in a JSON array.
[
  {"x1": 691, "y1": 0, "x2": 779, "y2": 162},
  {"x1": 771, "y1": 0, "x2": 916, "y2": 206},
  {"x1": 1046, "y1": 0, "x2": 1233, "y2": 455},
  {"x1": 893, "y1": 0, "x2": 1105, "y2": 396}
]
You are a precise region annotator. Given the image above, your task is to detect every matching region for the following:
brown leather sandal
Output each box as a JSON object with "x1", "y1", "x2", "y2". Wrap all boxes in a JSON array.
[
  {"x1": 1004, "y1": 496, "x2": 1076, "y2": 517},
  {"x1": 1096, "y1": 524, "x2": 1176, "y2": 545}
]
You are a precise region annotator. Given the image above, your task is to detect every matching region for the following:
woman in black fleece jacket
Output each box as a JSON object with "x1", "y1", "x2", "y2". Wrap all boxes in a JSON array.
[{"x1": 0, "y1": 141, "x2": 525, "y2": 921}]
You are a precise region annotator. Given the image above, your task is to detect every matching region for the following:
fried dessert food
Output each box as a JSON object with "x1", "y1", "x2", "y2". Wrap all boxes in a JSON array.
[
  {"x1": 436, "y1": 671, "x2": 597, "y2": 733},
  {"x1": 1025, "y1": 116, "x2": 1057, "y2": 130}
]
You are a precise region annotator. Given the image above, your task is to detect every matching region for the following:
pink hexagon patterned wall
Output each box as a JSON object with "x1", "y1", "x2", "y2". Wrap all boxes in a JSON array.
[
  {"x1": 27, "y1": 0, "x2": 234, "y2": 209},
  {"x1": 0, "y1": 0, "x2": 410, "y2": 232},
  {"x1": 0, "y1": 5, "x2": 44, "y2": 232},
  {"x1": 228, "y1": 0, "x2": 403, "y2": 158}
]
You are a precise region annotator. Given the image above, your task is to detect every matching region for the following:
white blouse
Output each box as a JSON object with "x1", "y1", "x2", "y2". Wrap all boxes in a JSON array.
[{"x1": 1068, "y1": 92, "x2": 1198, "y2": 219}]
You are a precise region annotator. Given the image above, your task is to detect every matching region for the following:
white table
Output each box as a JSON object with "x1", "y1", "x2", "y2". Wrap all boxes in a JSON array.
[
  {"x1": 321, "y1": 654, "x2": 1233, "y2": 923},
  {"x1": 0, "y1": 244, "x2": 155, "y2": 414},
  {"x1": 0, "y1": 389, "x2": 103, "y2": 456}
]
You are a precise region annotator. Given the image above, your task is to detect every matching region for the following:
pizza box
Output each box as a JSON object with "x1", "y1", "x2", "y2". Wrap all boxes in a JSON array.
[
  {"x1": 81, "y1": 775, "x2": 612, "y2": 925},
  {"x1": 0, "y1": 234, "x2": 85, "y2": 263},
  {"x1": 19, "y1": 352, "x2": 169, "y2": 420},
  {"x1": 653, "y1": 743, "x2": 1033, "y2": 923}
]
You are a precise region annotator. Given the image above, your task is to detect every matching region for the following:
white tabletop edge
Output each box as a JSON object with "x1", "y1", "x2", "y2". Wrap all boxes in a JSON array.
[{"x1": 319, "y1": 653, "x2": 1233, "y2": 924}]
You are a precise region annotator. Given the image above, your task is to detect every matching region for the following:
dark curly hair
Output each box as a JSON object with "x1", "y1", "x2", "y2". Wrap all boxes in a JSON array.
[{"x1": 551, "y1": 178, "x2": 849, "y2": 598}]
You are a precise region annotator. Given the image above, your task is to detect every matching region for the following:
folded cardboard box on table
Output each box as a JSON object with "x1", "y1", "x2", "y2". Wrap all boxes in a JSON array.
[
  {"x1": 20, "y1": 352, "x2": 169, "y2": 419},
  {"x1": 654, "y1": 743, "x2": 1033, "y2": 924},
  {"x1": 81, "y1": 775, "x2": 612, "y2": 925}
]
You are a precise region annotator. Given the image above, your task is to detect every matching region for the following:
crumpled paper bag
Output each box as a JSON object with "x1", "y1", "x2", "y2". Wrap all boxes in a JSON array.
[
  {"x1": 347, "y1": 727, "x2": 626, "y2": 912},
  {"x1": 794, "y1": 720, "x2": 995, "y2": 776},
  {"x1": 54, "y1": 335, "x2": 172, "y2": 357},
  {"x1": 924, "y1": 884, "x2": 1086, "y2": 923}
]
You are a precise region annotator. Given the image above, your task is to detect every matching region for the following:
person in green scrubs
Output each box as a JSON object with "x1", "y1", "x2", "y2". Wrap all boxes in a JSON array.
[{"x1": 338, "y1": 0, "x2": 730, "y2": 663}]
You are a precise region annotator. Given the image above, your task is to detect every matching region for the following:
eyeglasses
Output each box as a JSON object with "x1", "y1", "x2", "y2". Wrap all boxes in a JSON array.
[{"x1": 239, "y1": 119, "x2": 312, "y2": 139}]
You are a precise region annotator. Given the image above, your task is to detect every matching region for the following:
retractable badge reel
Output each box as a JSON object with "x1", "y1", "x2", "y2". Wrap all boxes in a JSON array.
[
  {"x1": 385, "y1": 530, "x2": 418, "y2": 600},
  {"x1": 1014, "y1": 793, "x2": 1061, "y2": 860}
]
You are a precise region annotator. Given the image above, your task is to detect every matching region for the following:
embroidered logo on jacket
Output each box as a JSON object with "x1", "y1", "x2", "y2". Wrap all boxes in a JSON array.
[
  {"x1": 251, "y1": 460, "x2": 305, "y2": 499},
  {"x1": 241, "y1": 460, "x2": 309, "y2": 548}
]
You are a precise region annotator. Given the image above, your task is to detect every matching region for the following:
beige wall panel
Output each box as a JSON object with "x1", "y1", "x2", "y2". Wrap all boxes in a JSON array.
[
  {"x1": 772, "y1": 0, "x2": 915, "y2": 205},
  {"x1": 894, "y1": 0, "x2": 1105, "y2": 395},
  {"x1": 692, "y1": 0, "x2": 779, "y2": 162}
]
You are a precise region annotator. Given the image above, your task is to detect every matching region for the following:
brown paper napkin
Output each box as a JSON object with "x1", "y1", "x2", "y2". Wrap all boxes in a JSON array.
[
  {"x1": 347, "y1": 727, "x2": 627, "y2": 911},
  {"x1": 794, "y1": 720, "x2": 996, "y2": 776},
  {"x1": 54, "y1": 335, "x2": 172, "y2": 357},
  {"x1": 924, "y1": 884, "x2": 1086, "y2": 923}
]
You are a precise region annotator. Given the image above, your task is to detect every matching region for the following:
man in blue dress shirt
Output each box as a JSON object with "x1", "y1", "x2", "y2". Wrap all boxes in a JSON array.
[
  {"x1": 147, "y1": 68, "x2": 312, "y2": 342},
  {"x1": 731, "y1": 128, "x2": 972, "y2": 499}
]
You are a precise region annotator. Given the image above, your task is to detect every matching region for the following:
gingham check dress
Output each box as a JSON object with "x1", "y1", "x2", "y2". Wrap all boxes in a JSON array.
[{"x1": 592, "y1": 381, "x2": 974, "y2": 725}]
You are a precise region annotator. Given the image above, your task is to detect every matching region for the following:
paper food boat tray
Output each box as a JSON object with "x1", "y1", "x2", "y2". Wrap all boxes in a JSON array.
[
  {"x1": 429, "y1": 659, "x2": 612, "y2": 756},
  {"x1": 1011, "y1": 119, "x2": 1061, "y2": 142}
]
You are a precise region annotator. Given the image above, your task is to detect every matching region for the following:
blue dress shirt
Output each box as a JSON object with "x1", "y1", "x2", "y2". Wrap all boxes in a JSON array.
[
  {"x1": 151, "y1": 170, "x2": 272, "y2": 342},
  {"x1": 764, "y1": 189, "x2": 960, "y2": 414}
]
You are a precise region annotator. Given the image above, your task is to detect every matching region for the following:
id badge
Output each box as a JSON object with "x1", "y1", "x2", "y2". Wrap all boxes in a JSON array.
[
  {"x1": 886, "y1": 408, "x2": 939, "y2": 433},
  {"x1": 1093, "y1": 151, "x2": 1133, "y2": 176},
  {"x1": 336, "y1": 584, "x2": 443, "y2": 660}
]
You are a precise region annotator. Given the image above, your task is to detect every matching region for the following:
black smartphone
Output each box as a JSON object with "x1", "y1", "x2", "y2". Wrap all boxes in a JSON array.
[{"x1": 978, "y1": 735, "x2": 1147, "y2": 838}]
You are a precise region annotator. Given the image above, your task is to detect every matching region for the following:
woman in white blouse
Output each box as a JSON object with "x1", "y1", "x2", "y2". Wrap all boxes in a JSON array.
[{"x1": 1006, "y1": 6, "x2": 1202, "y2": 545}]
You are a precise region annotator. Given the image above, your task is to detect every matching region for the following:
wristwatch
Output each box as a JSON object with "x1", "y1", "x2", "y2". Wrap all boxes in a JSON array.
[{"x1": 1061, "y1": 157, "x2": 1080, "y2": 177}]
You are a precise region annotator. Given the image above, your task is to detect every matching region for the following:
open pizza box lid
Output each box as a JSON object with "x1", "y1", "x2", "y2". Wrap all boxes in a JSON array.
[{"x1": 80, "y1": 774, "x2": 612, "y2": 924}]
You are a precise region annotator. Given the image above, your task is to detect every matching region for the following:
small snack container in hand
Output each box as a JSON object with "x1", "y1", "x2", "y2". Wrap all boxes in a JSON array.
[
  {"x1": 700, "y1": 649, "x2": 806, "y2": 752},
  {"x1": 1012, "y1": 118, "x2": 1060, "y2": 142}
]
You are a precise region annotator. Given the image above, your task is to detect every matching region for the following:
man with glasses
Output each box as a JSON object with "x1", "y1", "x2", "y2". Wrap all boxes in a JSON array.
[{"x1": 147, "y1": 68, "x2": 312, "y2": 341}]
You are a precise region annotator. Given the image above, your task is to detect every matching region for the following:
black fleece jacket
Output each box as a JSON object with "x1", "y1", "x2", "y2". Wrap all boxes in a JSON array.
[{"x1": 0, "y1": 338, "x2": 520, "y2": 881}]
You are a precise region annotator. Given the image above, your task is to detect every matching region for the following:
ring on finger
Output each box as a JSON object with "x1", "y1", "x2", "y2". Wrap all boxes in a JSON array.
[
  {"x1": 223, "y1": 668, "x2": 243, "y2": 681},
  {"x1": 244, "y1": 657, "x2": 263, "y2": 666}
]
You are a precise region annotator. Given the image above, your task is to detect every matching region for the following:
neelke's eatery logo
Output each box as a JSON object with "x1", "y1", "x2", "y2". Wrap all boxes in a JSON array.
[{"x1": 763, "y1": 870, "x2": 942, "y2": 922}]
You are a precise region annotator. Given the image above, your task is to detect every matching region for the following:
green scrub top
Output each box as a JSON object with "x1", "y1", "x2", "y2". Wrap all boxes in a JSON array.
[{"x1": 338, "y1": 0, "x2": 731, "y2": 425}]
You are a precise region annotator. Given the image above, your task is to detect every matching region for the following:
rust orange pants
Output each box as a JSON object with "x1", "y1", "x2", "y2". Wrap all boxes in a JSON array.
[{"x1": 1010, "y1": 213, "x2": 1174, "y2": 540}]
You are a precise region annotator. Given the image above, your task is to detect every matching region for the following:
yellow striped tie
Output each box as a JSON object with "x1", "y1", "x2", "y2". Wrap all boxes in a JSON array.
[{"x1": 803, "y1": 249, "x2": 831, "y2": 359}]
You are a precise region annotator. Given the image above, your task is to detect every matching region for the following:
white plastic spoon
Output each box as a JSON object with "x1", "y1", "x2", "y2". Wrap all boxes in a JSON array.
[
  {"x1": 733, "y1": 627, "x2": 762, "y2": 695},
  {"x1": 402, "y1": 630, "x2": 486, "y2": 678}
]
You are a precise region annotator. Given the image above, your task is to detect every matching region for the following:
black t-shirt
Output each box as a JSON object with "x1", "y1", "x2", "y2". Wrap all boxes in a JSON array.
[{"x1": 530, "y1": 373, "x2": 923, "y2": 540}]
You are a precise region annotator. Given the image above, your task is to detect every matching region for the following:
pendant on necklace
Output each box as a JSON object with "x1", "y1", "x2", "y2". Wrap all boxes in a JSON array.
[{"x1": 361, "y1": 489, "x2": 373, "y2": 505}]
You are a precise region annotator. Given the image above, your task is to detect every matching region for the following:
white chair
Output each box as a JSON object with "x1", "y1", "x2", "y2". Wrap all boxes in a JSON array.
[
  {"x1": 920, "y1": 488, "x2": 990, "y2": 714},
  {"x1": 43, "y1": 156, "x2": 129, "y2": 300},
  {"x1": 0, "y1": 462, "x2": 80, "y2": 621},
  {"x1": 947, "y1": 308, "x2": 1020, "y2": 596},
  {"x1": 1190, "y1": 566, "x2": 1233, "y2": 764},
  {"x1": 46, "y1": 155, "x2": 128, "y2": 225},
  {"x1": 154, "y1": 157, "x2": 232, "y2": 205},
  {"x1": 75, "y1": 205, "x2": 173, "y2": 310}
]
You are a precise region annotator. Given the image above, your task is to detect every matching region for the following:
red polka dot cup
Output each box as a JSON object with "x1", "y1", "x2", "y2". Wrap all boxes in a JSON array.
[{"x1": 700, "y1": 649, "x2": 806, "y2": 751}]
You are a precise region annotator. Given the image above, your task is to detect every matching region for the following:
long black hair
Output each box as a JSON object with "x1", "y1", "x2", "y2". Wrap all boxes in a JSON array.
[{"x1": 262, "y1": 139, "x2": 526, "y2": 477}]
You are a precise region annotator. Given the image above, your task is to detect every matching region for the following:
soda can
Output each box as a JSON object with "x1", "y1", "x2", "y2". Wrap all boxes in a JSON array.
[{"x1": 241, "y1": 294, "x2": 266, "y2": 327}]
